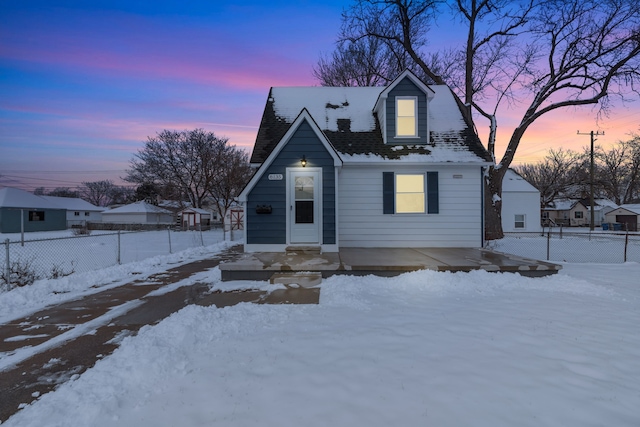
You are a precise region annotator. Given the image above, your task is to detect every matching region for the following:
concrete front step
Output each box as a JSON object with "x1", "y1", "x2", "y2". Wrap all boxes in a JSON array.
[
  {"x1": 270, "y1": 271, "x2": 323, "y2": 288},
  {"x1": 285, "y1": 246, "x2": 321, "y2": 255}
]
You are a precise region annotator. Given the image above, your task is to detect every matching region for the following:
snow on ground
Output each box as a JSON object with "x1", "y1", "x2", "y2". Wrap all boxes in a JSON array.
[
  {"x1": 3, "y1": 261, "x2": 639, "y2": 426},
  {"x1": 0, "y1": 239, "x2": 234, "y2": 323}
]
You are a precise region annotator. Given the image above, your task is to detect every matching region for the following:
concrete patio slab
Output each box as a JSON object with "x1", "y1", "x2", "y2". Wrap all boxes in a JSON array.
[{"x1": 219, "y1": 247, "x2": 561, "y2": 281}]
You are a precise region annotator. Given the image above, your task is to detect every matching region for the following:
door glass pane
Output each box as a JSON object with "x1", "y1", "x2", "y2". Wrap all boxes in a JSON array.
[
  {"x1": 295, "y1": 176, "x2": 314, "y2": 200},
  {"x1": 295, "y1": 201, "x2": 314, "y2": 223}
]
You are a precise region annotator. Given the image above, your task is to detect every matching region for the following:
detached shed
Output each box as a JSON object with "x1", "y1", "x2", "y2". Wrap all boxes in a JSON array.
[
  {"x1": 0, "y1": 187, "x2": 67, "y2": 233},
  {"x1": 102, "y1": 201, "x2": 174, "y2": 225},
  {"x1": 179, "y1": 207, "x2": 212, "y2": 229},
  {"x1": 501, "y1": 169, "x2": 541, "y2": 232}
]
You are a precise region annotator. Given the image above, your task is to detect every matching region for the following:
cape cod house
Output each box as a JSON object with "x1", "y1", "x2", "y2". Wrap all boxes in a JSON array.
[{"x1": 238, "y1": 70, "x2": 493, "y2": 252}]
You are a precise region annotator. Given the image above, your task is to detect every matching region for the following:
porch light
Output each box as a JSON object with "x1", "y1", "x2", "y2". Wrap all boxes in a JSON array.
[{"x1": 301, "y1": 155, "x2": 307, "y2": 167}]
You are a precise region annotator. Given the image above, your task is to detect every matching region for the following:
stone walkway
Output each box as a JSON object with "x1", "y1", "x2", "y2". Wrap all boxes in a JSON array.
[{"x1": 0, "y1": 245, "x2": 319, "y2": 423}]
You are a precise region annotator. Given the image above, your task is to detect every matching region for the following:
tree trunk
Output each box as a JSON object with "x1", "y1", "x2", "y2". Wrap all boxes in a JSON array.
[{"x1": 484, "y1": 167, "x2": 506, "y2": 241}]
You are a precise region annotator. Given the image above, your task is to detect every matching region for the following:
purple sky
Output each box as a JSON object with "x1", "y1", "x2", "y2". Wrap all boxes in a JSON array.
[{"x1": 1, "y1": 1, "x2": 638, "y2": 193}]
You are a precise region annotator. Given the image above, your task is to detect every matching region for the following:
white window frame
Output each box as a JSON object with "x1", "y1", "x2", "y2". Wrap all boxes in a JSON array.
[
  {"x1": 395, "y1": 96, "x2": 418, "y2": 138},
  {"x1": 514, "y1": 214, "x2": 526, "y2": 229},
  {"x1": 395, "y1": 173, "x2": 425, "y2": 214}
]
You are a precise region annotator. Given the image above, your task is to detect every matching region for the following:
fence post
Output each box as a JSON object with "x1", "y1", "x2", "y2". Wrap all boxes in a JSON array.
[
  {"x1": 624, "y1": 230, "x2": 629, "y2": 263},
  {"x1": 117, "y1": 231, "x2": 121, "y2": 265},
  {"x1": 167, "y1": 227, "x2": 172, "y2": 254},
  {"x1": 200, "y1": 229, "x2": 204, "y2": 247},
  {"x1": 4, "y1": 239, "x2": 10, "y2": 285},
  {"x1": 546, "y1": 227, "x2": 551, "y2": 261}
]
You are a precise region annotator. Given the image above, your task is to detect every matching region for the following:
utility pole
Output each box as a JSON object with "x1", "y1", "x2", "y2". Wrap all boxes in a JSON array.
[{"x1": 577, "y1": 130, "x2": 604, "y2": 231}]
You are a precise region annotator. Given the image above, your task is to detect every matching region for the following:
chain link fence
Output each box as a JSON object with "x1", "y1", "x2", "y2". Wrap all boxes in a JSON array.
[
  {"x1": 2, "y1": 228, "x2": 227, "y2": 287},
  {"x1": 487, "y1": 229, "x2": 640, "y2": 263}
]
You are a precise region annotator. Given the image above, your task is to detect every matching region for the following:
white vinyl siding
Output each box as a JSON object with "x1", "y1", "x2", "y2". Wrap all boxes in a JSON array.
[
  {"x1": 338, "y1": 165, "x2": 482, "y2": 247},
  {"x1": 501, "y1": 189, "x2": 541, "y2": 232}
]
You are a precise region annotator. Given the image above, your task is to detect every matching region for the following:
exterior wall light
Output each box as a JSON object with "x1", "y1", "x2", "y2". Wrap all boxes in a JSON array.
[{"x1": 301, "y1": 155, "x2": 307, "y2": 167}]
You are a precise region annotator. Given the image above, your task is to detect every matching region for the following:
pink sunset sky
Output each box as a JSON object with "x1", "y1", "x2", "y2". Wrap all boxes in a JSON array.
[{"x1": 1, "y1": 0, "x2": 638, "y2": 192}]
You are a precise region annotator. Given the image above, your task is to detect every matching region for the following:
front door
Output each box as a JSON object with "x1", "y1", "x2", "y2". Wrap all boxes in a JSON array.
[{"x1": 289, "y1": 169, "x2": 321, "y2": 244}]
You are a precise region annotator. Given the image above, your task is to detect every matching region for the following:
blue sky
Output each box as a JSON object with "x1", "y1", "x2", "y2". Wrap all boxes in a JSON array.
[
  {"x1": 1, "y1": 0, "x2": 638, "y2": 192},
  {"x1": 0, "y1": 0, "x2": 347, "y2": 191}
]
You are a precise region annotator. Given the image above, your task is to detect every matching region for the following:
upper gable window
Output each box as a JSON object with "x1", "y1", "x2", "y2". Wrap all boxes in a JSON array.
[{"x1": 396, "y1": 97, "x2": 417, "y2": 137}]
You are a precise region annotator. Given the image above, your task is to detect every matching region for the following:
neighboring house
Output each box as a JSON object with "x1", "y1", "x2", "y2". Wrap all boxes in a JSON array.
[
  {"x1": 41, "y1": 196, "x2": 104, "y2": 227},
  {"x1": 101, "y1": 201, "x2": 174, "y2": 225},
  {"x1": 179, "y1": 207, "x2": 212, "y2": 229},
  {"x1": 604, "y1": 205, "x2": 640, "y2": 231},
  {"x1": 238, "y1": 70, "x2": 493, "y2": 252},
  {"x1": 542, "y1": 199, "x2": 574, "y2": 226},
  {"x1": 501, "y1": 169, "x2": 541, "y2": 232},
  {"x1": 0, "y1": 187, "x2": 66, "y2": 233},
  {"x1": 543, "y1": 198, "x2": 618, "y2": 227}
]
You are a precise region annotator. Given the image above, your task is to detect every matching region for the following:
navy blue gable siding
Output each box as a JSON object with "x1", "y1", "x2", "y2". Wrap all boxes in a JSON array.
[
  {"x1": 385, "y1": 77, "x2": 429, "y2": 144},
  {"x1": 246, "y1": 120, "x2": 336, "y2": 245}
]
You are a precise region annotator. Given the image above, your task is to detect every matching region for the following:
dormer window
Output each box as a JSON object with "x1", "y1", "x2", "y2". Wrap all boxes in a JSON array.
[{"x1": 396, "y1": 96, "x2": 417, "y2": 137}]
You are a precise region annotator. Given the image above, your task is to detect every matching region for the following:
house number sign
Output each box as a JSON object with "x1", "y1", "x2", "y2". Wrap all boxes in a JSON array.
[{"x1": 268, "y1": 174, "x2": 283, "y2": 181}]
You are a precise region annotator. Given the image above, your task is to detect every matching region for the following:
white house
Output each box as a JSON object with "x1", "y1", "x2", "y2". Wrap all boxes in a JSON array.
[
  {"x1": 41, "y1": 196, "x2": 104, "y2": 227},
  {"x1": 102, "y1": 201, "x2": 174, "y2": 225},
  {"x1": 501, "y1": 169, "x2": 541, "y2": 232},
  {"x1": 238, "y1": 70, "x2": 494, "y2": 252}
]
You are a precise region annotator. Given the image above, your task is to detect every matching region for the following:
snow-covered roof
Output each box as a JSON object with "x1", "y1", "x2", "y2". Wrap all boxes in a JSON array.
[
  {"x1": 180, "y1": 207, "x2": 211, "y2": 215},
  {"x1": 619, "y1": 204, "x2": 640, "y2": 215},
  {"x1": 42, "y1": 196, "x2": 104, "y2": 212},
  {"x1": 502, "y1": 169, "x2": 539, "y2": 193},
  {"x1": 544, "y1": 199, "x2": 576, "y2": 211},
  {"x1": 0, "y1": 187, "x2": 62, "y2": 210},
  {"x1": 103, "y1": 201, "x2": 172, "y2": 215},
  {"x1": 251, "y1": 73, "x2": 492, "y2": 165},
  {"x1": 272, "y1": 87, "x2": 381, "y2": 133}
]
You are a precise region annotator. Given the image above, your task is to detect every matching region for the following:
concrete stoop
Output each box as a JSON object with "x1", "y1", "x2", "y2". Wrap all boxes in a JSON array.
[
  {"x1": 270, "y1": 271, "x2": 323, "y2": 288},
  {"x1": 285, "y1": 246, "x2": 322, "y2": 255}
]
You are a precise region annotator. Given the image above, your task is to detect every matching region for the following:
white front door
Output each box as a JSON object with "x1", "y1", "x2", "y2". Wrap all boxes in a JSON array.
[{"x1": 289, "y1": 169, "x2": 321, "y2": 244}]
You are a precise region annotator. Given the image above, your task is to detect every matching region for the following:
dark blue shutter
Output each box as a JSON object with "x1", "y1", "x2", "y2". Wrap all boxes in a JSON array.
[
  {"x1": 383, "y1": 172, "x2": 394, "y2": 214},
  {"x1": 427, "y1": 171, "x2": 439, "y2": 214}
]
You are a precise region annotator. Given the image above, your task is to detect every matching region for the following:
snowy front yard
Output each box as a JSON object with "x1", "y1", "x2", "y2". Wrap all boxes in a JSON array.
[{"x1": 3, "y1": 256, "x2": 639, "y2": 426}]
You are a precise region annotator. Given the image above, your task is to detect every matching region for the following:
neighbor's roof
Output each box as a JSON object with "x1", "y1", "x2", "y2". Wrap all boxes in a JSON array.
[
  {"x1": 42, "y1": 196, "x2": 104, "y2": 211},
  {"x1": 180, "y1": 207, "x2": 211, "y2": 215},
  {"x1": 102, "y1": 201, "x2": 172, "y2": 214},
  {"x1": 544, "y1": 199, "x2": 576, "y2": 211},
  {"x1": 0, "y1": 187, "x2": 62, "y2": 210},
  {"x1": 619, "y1": 204, "x2": 640, "y2": 215},
  {"x1": 251, "y1": 83, "x2": 492, "y2": 164},
  {"x1": 502, "y1": 169, "x2": 539, "y2": 193}
]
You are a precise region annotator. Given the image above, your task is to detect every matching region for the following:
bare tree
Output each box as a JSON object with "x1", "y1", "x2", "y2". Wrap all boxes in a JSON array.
[
  {"x1": 47, "y1": 187, "x2": 80, "y2": 198},
  {"x1": 80, "y1": 180, "x2": 122, "y2": 207},
  {"x1": 126, "y1": 129, "x2": 252, "y2": 212},
  {"x1": 595, "y1": 135, "x2": 640, "y2": 204},
  {"x1": 318, "y1": 0, "x2": 640, "y2": 239},
  {"x1": 516, "y1": 148, "x2": 581, "y2": 207},
  {"x1": 208, "y1": 145, "x2": 253, "y2": 226}
]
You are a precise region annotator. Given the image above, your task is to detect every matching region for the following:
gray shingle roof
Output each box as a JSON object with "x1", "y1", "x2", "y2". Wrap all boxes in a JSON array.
[{"x1": 250, "y1": 82, "x2": 492, "y2": 165}]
